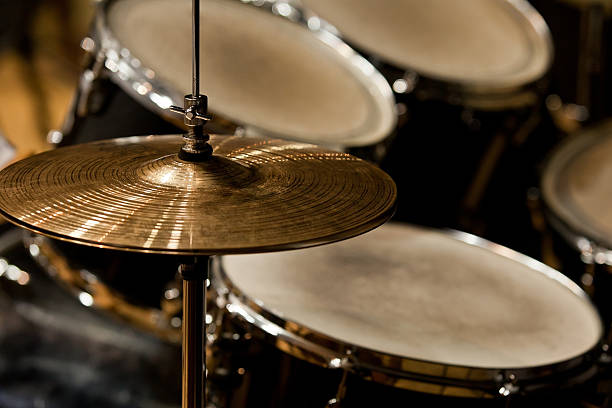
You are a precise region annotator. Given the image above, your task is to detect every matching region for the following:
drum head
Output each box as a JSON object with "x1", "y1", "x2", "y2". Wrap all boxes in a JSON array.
[
  {"x1": 542, "y1": 120, "x2": 612, "y2": 251},
  {"x1": 103, "y1": 0, "x2": 395, "y2": 147},
  {"x1": 220, "y1": 223, "x2": 601, "y2": 370},
  {"x1": 301, "y1": 0, "x2": 552, "y2": 91}
]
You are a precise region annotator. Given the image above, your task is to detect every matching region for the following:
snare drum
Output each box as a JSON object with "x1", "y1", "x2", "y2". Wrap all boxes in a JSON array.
[
  {"x1": 209, "y1": 223, "x2": 603, "y2": 407},
  {"x1": 541, "y1": 119, "x2": 612, "y2": 332},
  {"x1": 57, "y1": 0, "x2": 396, "y2": 152}
]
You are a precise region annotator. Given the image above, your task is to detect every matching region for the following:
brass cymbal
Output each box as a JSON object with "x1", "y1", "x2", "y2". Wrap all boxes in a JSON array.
[{"x1": 0, "y1": 135, "x2": 396, "y2": 255}]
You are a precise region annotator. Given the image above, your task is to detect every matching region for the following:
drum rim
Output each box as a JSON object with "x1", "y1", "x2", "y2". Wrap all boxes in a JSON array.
[
  {"x1": 295, "y1": 0, "x2": 553, "y2": 110},
  {"x1": 213, "y1": 224, "x2": 603, "y2": 397},
  {"x1": 541, "y1": 119, "x2": 612, "y2": 255},
  {"x1": 94, "y1": 0, "x2": 397, "y2": 147}
]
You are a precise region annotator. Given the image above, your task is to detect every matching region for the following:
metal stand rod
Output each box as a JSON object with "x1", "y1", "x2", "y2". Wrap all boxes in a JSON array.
[
  {"x1": 180, "y1": 257, "x2": 209, "y2": 408},
  {"x1": 192, "y1": 0, "x2": 200, "y2": 97},
  {"x1": 169, "y1": 0, "x2": 212, "y2": 160}
]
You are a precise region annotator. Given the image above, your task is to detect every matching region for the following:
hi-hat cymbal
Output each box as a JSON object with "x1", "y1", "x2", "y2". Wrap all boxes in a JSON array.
[{"x1": 0, "y1": 135, "x2": 396, "y2": 255}]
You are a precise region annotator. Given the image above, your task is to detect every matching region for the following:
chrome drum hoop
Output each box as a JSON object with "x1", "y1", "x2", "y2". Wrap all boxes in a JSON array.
[
  {"x1": 543, "y1": 208, "x2": 612, "y2": 267},
  {"x1": 91, "y1": 0, "x2": 396, "y2": 147},
  {"x1": 290, "y1": 0, "x2": 553, "y2": 111},
  {"x1": 211, "y1": 228, "x2": 603, "y2": 399}
]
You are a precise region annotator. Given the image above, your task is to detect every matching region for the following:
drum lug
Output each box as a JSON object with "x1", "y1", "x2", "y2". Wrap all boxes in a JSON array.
[
  {"x1": 392, "y1": 71, "x2": 418, "y2": 95},
  {"x1": 207, "y1": 325, "x2": 250, "y2": 406},
  {"x1": 599, "y1": 344, "x2": 612, "y2": 364},
  {"x1": 496, "y1": 372, "x2": 520, "y2": 397},
  {"x1": 545, "y1": 94, "x2": 589, "y2": 134},
  {"x1": 51, "y1": 37, "x2": 108, "y2": 147},
  {"x1": 76, "y1": 49, "x2": 107, "y2": 117},
  {"x1": 325, "y1": 398, "x2": 341, "y2": 408}
]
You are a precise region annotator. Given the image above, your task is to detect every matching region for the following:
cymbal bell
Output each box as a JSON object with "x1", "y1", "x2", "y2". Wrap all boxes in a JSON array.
[{"x1": 0, "y1": 135, "x2": 396, "y2": 255}]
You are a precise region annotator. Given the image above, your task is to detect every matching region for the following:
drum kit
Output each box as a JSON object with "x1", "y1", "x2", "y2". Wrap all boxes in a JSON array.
[{"x1": 1, "y1": 0, "x2": 612, "y2": 407}]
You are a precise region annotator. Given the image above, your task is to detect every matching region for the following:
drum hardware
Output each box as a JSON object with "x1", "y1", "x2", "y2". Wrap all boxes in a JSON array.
[
  {"x1": 179, "y1": 259, "x2": 209, "y2": 408},
  {"x1": 49, "y1": 31, "x2": 188, "y2": 148},
  {"x1": 75, "y1": 38, "x2": 107, "y2": 118},
  {"x1": 545, "y1": 94, "x2": 590, "y2": 134},
  {"x1": 47, "y1": 35, "x2": 114, "y2": 147},
  {"x1": 325, "y1": 370, "x2": 348, "y2": 408}
]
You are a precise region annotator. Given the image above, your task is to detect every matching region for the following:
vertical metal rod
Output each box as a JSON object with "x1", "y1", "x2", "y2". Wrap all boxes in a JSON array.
[
  {"x1": 181, "y1": 257, "x2": 208, "y2": 408},
  {"x1": 192, "y1": 0, "x2": 200, "y2": 97}
]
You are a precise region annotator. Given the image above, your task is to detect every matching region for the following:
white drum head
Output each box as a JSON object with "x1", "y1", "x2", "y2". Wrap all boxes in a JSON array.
[
  {"x1": 104, "y1": 0, "x2": 395, "y2": 147},
  {"x1": 542, "y1": 120, "x2": 612, "y2": 251},
  {"x1": 300, "y1": 0, "x2": 552, "y2": 90},
  {"x1": 221, "y1": 223, "x2": 601, "y2": 369}
]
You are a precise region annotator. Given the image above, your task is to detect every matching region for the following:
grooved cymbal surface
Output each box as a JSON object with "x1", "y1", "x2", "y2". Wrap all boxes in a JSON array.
[{"x1": 0, "y1": 135, "x2": 396, "y2": 255}]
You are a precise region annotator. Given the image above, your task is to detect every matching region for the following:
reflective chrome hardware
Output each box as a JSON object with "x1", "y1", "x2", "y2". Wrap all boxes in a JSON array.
[
  {"x1": 47, "y1": 130, "x2": 64, "y2": 146},
  {"x1": 326, "y1": 398, "x2": 341, "y2": 408},
  {"x1": 170, "y1": 94, "x2": 213, "y2": 161},
  {"x1": 167, "y1": 0, "x2": 213, "y2": 164},
  {"x1": 325, "y1": 369, "x2": 348, "y2": 407},
  {"x1": 170, "y1": 94, "x2": 211, "y2": 127},
  {"x1": 496, "y1": 372, "x2": 519, "y2": 397}
]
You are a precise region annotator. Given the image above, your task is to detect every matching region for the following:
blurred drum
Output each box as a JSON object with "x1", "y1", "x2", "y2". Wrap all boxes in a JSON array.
[
  {"x1": 298, "y1": 0, "x2": 552, "y2": 110},
  {"x1": 540, "y1": 119, "x2": 612, "y2": 332},
  {"x1": 295, "y1": 0, "x2": 554, "y2": 244},
  {"x1": 0, "y1": 226, "x2": 181, "y2": 408},
  {"x1": 208, "y1": 223, "x2": 602, "y2": 407},
  {"x1": 56, "y1": 0, "x2": 396, "y2": 152}
]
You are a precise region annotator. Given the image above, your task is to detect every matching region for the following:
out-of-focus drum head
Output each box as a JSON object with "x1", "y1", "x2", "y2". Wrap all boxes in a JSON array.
[
  {"x1": 219, "y1": 223, "x2": 601, "y2": 372},
  {"x1": 300, "y1": 0, "x2": 552, "y2": 92},
  {"x1": 101, "y1": 0, "x2": 395, "y2": 147},
  {"x1": 542, "y1": 120, "x2": 612, "y2": 252}
]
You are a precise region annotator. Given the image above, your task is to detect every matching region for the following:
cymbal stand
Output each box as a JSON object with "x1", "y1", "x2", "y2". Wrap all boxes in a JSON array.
[
  {"x1": 168, "y1": 1, "x2": 213, "y2": 407},
  {"x1": 170, "y1": 0, "x2": 212, "y2": 162},
  {"x1": 179, "y1": 257, "x2": 209, "y2": 408}
]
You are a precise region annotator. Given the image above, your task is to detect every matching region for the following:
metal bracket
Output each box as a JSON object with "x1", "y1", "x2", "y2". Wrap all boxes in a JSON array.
[{"x1": 170, "y1": 94, "x2": 211, "y2": 127}]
